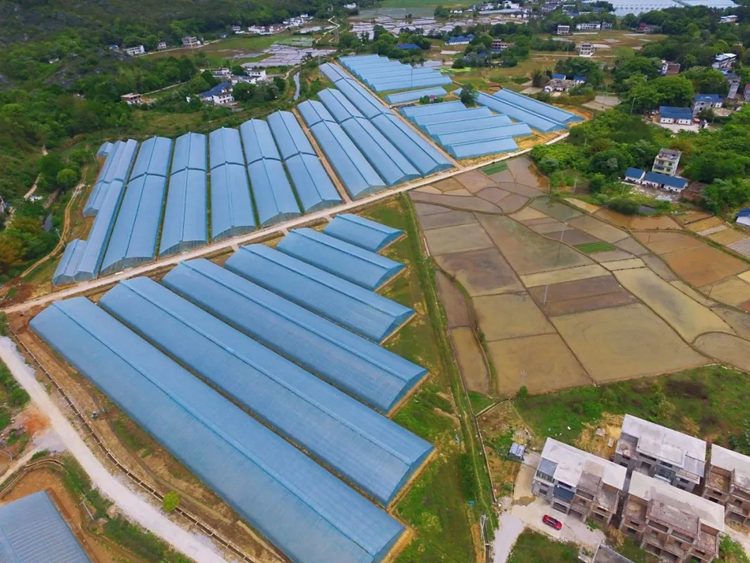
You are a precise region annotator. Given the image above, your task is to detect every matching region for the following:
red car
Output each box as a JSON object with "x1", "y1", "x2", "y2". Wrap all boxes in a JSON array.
[{"x1": 543, "y1": 515, "x2": 563, "y2": 530}]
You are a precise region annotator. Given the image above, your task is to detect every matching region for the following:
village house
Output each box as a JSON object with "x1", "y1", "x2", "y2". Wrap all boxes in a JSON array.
[
  {"x1": 702, "y1": 444, "x2": 750, "y2": 528},
  {"x1": 652, "y1": 148, "x2": 682, "y2": 176}
]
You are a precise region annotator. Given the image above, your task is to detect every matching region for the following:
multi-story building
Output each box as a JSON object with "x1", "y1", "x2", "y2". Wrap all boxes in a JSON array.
[
  {"x1": 181, "y1": 36, "x2": 201, "y2": 48},
  {"x1": 660, "y1": 60, "x2": 680, "y2": 76},
  {"x1": 726, "y1": 72, "x2": 740, "y2": 99},
  {"x1": 157, "y1": 41, "x2": 167, "y2": 50},
  {"x1": 692, "y1": 94, "x2": 723, "y2": 116},
  {"x1": 620, "y1": 472, "x2": 724, "y2": 563},
  {"x1": 557, "y1": 24, "x2": 571, "y2": 35},
  {"x1": 532, "y1": 438, "x2": 627, "y2": 525},
  {"x1": 576, "y1": 22, "x2": 602, "y2": 31},
  {"x1": 120, "y1": 93, "x2": 143, "y2": 105},
  {"x1": 703, "y1": 444, "x2": 750, "y2": 528},
  {"x1": 614, "y1": 415, "x2": 706, "y2": 492},
  {"x1": 123, "y1": 45, "x2": 145, "y2": 56},
  {"x1": 652, "y1": 148, "x2": 682, "y2": 176},
  {"x1": 578, "y1": 42, "x2": 595, "y2": 57}
]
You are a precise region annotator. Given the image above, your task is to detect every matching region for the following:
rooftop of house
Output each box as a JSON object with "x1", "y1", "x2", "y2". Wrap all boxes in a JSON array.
[
  {"x1": 628, "y1": 472, "x2": 725, "y2": 533},
  {"x1": 539, "y1": 438, "x2": 627, "y2": 491},
  {"x1": 694, "y1": 94, "x2": 723, "y2": 103},
  {"x1": 659, "y1": 106, "x2": 693, "y2": 120},
  {"x1": 199, "y1": 81, "x2": 232, "y2": 99},
  {"x1": 738, "y1": 208, "x2": 750, "y2": 218},
  {"x1": 552, "y1": 73, "x2": 566, "y2": 79},
  {"x1": 710, "y1": 444, "x2": 750, "y2": 490},
  {"x1": 656, "y1": 148, "x2": 681, "y2": 161},
  {"x1": 625, "y1": 167, "x2": 645, "y2": 178},
  {"x1": 716, "y1": 52, "x2": 737, "y2": 61},
  {"x1": 593, "y1": 545, "x2": 633, "y2": 563},
  {"x1": 618, "y1": 415, "x2": 705, "y2": 475}
]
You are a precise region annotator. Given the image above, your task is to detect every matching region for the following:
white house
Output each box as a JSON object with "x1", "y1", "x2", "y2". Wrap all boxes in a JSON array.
[
  {"x1": 557, "y1": 24, "x2": 571, "y2": 35},
  {"x1": 737, "y1": 209, "x2": 750, "y2": 228},
  {"x1": 712, "y1": 53, "x2": 737, "y2": 71},
  {"x1": 578, "y1": 42, "x2": 595, "y2": 57},
  {"x1": 181, "y1": 36, "x2": 201, "y2": 48},
  {"x1": 123, "y1": 45, "x2": 145, "y2": 56},
  {"x1": 659, "y1": 106, "x2": 692, "y2": 125},
  {"x1": 692, "y1": 94, "x2": 723, "y2": 116},
  {"x1": 121, "y1": 93, "x2": 143, "y2": 105},
  {"x1": 157, "y1": 41, "x2": 167, "y2": 50},
  {"x1": 199, "y1": 82, "x2": 234, "y2": 105},
  {"x1": 576, "y1": 22, "x2": 601, "y2": 31}
]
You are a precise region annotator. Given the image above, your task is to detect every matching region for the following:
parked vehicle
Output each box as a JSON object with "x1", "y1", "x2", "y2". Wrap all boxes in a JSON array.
[{"x1": 543, "y1": 515, "x2": 562, "y2": 530}]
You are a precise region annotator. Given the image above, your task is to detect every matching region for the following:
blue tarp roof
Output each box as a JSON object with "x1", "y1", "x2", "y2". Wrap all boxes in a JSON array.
[
  {"x1": 694, "y1": 94, "x2": 723, "y2": 103},
  {"x1": 552, "y1": 73, "x2": 566, "y2": 79},
  {"x1": 323, "y1": 214, "x2": 403, "y2": 252},
  {"x1": 659, "y1": 106, "x2": 693, "y2": 120},
  {"x1": 625, "y1": 167, "x2": 645, "y2": 178},
  {"x1": 277, "y1": 228, "x2": 404, "y2": 290},
  {"x1": 100, "y1": 277, "x2": 431, "y2": 506},
  {"x1": 397, "y1": 43, "x2": 419, "y2": 50},
  {"x1": 199, "y1": 81, "x2": 231, "y2": 99},
  {"x1": 31, "y1": 297, "x2": 405, "y2": 563},
  {"x1": 162, "y1": 259, "x2": 427, "y2": 413},
  {"x1": 446, "y1": 34, "x2": 474, "y2": 44},
  {"x1": 0, "y1": 491, "x2": 91, "y2": 563},
  {"x1": 644, "y1": 171, "x2": 688, "y2": 189},
  {"x1": 226, "y1": 244, "x2": 414, "y2": 342}
]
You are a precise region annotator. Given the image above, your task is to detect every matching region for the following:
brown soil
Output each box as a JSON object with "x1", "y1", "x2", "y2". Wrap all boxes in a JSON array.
[
  {"x1": 495, "y1": 194, "x2": 530, "y2": 214},
  {"x1": 528, "y1": 197, "x2": 583, "y2": 222},
  {"x1": 687, "y1": 216, "x2": 724, "y2": 233},
  {"x1": 544, "y1": 228, "x2": 599, "y2": 246},
  {"x1": 528, "y1": 276, "x2": 638, "y2": 317},
  {"x1": 454, "y1": 170, "x2": 497, "y2": 193},
  {"x1": 495, "y1": 182, "x2": 544, "y2": 198},
  {"x1": 488, "y1": 334, "x2": 590, "y2": 396},
  {"x1": 506, "y1": 157, "x2": 545, "y2": 189},
  {"x1": 551, "y1": 303, "x2": 708, "y2": 383},
  {"x1": 420, "y1": 209, "x2": 477, "y2": 230},
  {"x1": 694, "y1": 332, "x2": 750, "y2": 372},
  {"x1": 661, "y1": 245, "x2": 748, "y2": 287},
  {"x1": 489, "y1": 170, "x2": 515, "y2": 183},
  {"x1": 412, "y1": 202, "x2": 452, "y2": 216},
  {"x1": 590, "y1": 250, "x2": 633, "y2": 263},
  {"x1": 473, "y1": 293, "x2": 554, "y2": 341},
  {"x1": 520, "y1": 264, "x2": 608, "y2": 288},
  {"x1": 423, "y1": 223, "x2": 495, "y2": 256},
  {"x1": 435, "y1": 271, "x2": 472, "y2": 328},
  {"x1": 432, "y1": 178, "x2": 467, "y2": 193},
  {"x1": 614, "y1": 237, "x2": 649, "y2": 256},
  {"x1": 708, "y1": 229, "x2": 749, "y2": 246},
  {"x1": 435, "y1": 248, "x2": 524, "y2": 296},
  {"x1": 700, "y1": 276, "x2": 750, "y2": 307},
  {"x1": 713, "y1": 306, "x2": 750, "y2": 340},
  {"x1": 529, "y1": 221, "x2": 566, "y2": 235},
  {"x1": 474, "y1": 187, "x2": 510, "y2": 204},
  {"x1": 450, "y1": 327, "x2": 491, "y2": 394},
  {"x1": 640, "y1": 254, "x2": 678, "y2": 282},
  {"x1": 410, "y1": 191, "x2": 502, "y2": 214},
  {"x1": 477, "y1": 215, "x2": 592, "y2": 275},
  {"x1": 567, "y1": 215, "x2": 628, "y2": 243},
  {"x1": 634, "y1": 231, "x2": 702, "y2": 255},
  {"x1": 509, "y1": 208, "x2": 548, "y2": 222}
]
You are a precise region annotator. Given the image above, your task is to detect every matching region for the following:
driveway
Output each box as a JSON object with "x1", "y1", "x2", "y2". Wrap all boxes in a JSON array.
[{"x1": 0, "y1": 338, "x2": 227, "y2": 563}]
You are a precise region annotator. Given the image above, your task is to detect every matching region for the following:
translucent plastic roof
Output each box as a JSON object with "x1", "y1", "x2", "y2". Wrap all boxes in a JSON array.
[
  {"x1": 385, "y1": 87, "x2": 448, "y2": 104},
  {"x1": 493, "y1": 89, "x2": 584, "y2": 124},
  {"x1": 298, "y1": 100, "x2": 335, "y2": 127},
  {"x1": 159, "y1": 169, "x2": 208, "y2": 256},
  {"x1": 240, "y1": 119, "x2": 280, "y2": 164},
  {"x1": 96, "y1": 141, "x2": 114, "y2": 158},
  {"x1": 424, "y1": 115, "x2": 512, "y2": 137},
  {"x1": 267, "y1": 111, "x2": 316, "y2": 160},
  {"x1": 447, "y1": 137, "x2": 518, "y2": 159},
  {"x1": 320, "y1": 62, "x2": 349, "y2": 83},
  {"x1": 370, "y1": 114, "x2": 453, "y2": 176},
  {"x1": 53, "y1": 240, "x2": 87, "y2": 286},
  {"x1": 247, "y1": 159, "x2": 300, "y2": 227},
  {"x1": 101, "y1": 175, "x2": 166, "y2": 275},
  {"x1": 413, "y1": 107, "x2": 493, "y2": 126},
  {"x1": 400, "y1": 100, "x2": 466, "y2": 119},
  {"x1": 84, "y1": 140, "x2": 138, "y2": 217},
  {"x1": 130, "y1": 136, "x2": 173, "y2": 180},
  {"x1": 0, "y1": 491, "x2": 91, "y2": 563},
  {"x1": 100, "y1": 277, "x2": 431, "y2": 506},
  {"x1": 436, "y1": 123, "x2": 533, "y2": 146},
  {"x1": 368, "y1": 75, "x2": 452, "y2": 93},
  {"x1": 277, "y1": 228, "x2": 404, "y2": 290},
  {"x1": 335, "y1": 79, "x2": 388, "y2": 119},
  {"x1": 474, "y1": 92, "x2": 566, "y2": 133},
  {"x1": 285, "y1": 154, "x2": 342, "y2": 213},
  {"x1": 171, "y1": 132, "x2": 207, "y2": 173},
  {"x1": 310, "y1": 121, "x2": 385, "y2": 199},
  {"x1": 210, "y1": 163, "x2": 255, "y2": 240},
  {"x1": 323, "y1": 213, "x2": 403, "y2": 252},
  {"x1": 75, "y1": 180, "x2": 128, "y2": 281},
  {"x1": 227, "y1": 244, "x2": 414, "y2": 342},
  {"x1": 341, "y1": 117, "x2": 419, "y2": 186},
  {"x1": 103, "y1": 139, "x2": 139, "y2": 184},
  {"x1": 209, "y1": 127, "x2": 245, "y2": 169},
  {"x1": 363, "y1": 68, "x2": 435, "y2": 83},
  {"x1": 31, "y1": 298, "x2": 404, "y2": 563},
  {"x1": 318, "y1": 88, "x2": 363, "y2": 123},
  {"x1": 163, "y1": 259, "x2": 427, "y2": 413}
]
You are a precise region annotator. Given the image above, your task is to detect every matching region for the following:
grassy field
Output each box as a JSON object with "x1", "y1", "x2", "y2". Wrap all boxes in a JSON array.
[
  {"x1": 363, "y1": 197, "x2": 494, "y2": 563},
  {"x1": 481, "y1": 162, "x2": 508, "y2": 175},
  {"x1": 574, "y1": 241, "x2": 616, "y2": 253},
  {"x1": 377, "y1": 0, "x2": 467, "y2": 7},
  {"x1": 147, "y1": 33, "x2": 290, "y2": 64},
  {"x1": 514, "y1": 365, "x2": 750, "y2": 448},
  {"x1": 507, "y1": 530, "x2": 580, "y2": 563}
]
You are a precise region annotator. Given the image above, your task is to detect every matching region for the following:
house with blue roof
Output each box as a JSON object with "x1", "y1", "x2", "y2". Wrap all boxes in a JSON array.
[
  {"x1": 624, "y1": 167, "x2": 645, "y2": 183},
  {"x1": 573, "y1": 75, "x2": 586, "y2": 85},
  {"x1": 658, "y1": 106, "x2": 692, "y2": 125},
  {"x1": 692, "y1": 94, "x2": 723, "y2": 116},
  {"x1": 446, "y1": 34, "x2": 474, "y2": 46},
  {"x1": 642, "y1": 171, "x2": 688, "y2": 193},
  {"x1": 397, "y1": 43, "x2": 420, "y2": 50},
  {"x1": 198, "y1": 81, "x2": 234, "y2": 105},
  {"x1": 552, "y1": 73, "x2": 566, "y2": 80},
  {"x1": 737, "y1": 208, "x2": 750, "y2": 228}
]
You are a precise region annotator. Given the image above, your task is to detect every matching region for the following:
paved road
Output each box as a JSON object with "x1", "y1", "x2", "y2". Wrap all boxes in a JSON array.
[
  {"x1": 3, "y1": 134, "x2": 568, "y2": 315},
  {"x1": 0, "y1": 338, "x2": 228, "y2": 563}
]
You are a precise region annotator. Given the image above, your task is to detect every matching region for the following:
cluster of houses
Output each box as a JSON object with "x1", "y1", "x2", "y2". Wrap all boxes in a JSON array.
[
  {"x1": 195, "y1": 68, "x2": 269, "y2": 105},
  {"x1": 544, "y1": 73, "x2": 586, "y2": 92},
  {"x1": 542, "y1": 0, "x2": 613, "y2": 14},
  {"x1": 532, "y1": 415, "x2": 750, "y2": 563},
  {"x1": 624, "y1": 148, "x2": 688, "y2": 193},
  {"x1": 110, "y1": 36, "x2": 203, "y2": 57},
  {"x1": 245, "y1": 14, "x2": 313, "y2": 36}
]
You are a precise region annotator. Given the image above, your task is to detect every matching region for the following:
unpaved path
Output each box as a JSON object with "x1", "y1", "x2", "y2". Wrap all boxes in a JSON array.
[{"x1": 0, "y1": 337, "x2": 227, "y2": 563}]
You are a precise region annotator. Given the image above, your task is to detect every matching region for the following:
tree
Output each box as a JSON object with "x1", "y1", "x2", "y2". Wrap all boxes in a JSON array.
[
  {"x1": 460, "y1": 85, "x2": 476, "y2": 107},
  {"x1": 201, "y1": 70, "x2": 218, "y2": 88},
  {"x1": 683, "y1": 67, "x2": 729, "y2": 96},
  {"x1": 0, "y1": 237, "x2": 24, "y2": 273},
  {"x1": 273, "y1": 76, "x2": 287, "y2": 93},
  {"x1": 56, "y1": 168, "x2": 79, "y2": 189},
  {"x1": 701, "y1": 179, "x2": 750, "y2": 213},
  {"x1": 162, "y1": 491, "x2": 180, "y2": 512},
  {"x1": 233, "y1": 82, "x2": 257, "y2": 102}
]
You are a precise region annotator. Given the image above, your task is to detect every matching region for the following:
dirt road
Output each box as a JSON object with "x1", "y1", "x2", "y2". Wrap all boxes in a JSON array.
[{"x1": 0, "y1": 337, "x2": 228, "y2": 563}]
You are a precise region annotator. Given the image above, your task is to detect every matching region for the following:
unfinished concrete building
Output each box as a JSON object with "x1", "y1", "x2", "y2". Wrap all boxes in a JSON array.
[
  {"x1": 532, "y1": 438, "x2": 627, "y2": 525},
  {"x1": 614, "y1": 415, "x2": 706, "y2": 492},
  {"x1": 620, "y1": 472, "x2": 724, "y2": 563},
  {"x1": 703, "y1": 444, "x2": 750, "y2": 528}
]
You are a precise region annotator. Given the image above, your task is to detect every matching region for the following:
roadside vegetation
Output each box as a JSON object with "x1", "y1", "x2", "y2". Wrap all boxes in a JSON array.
[{"x1": 364, "y1": 196, "x2": 495, "y2": 562}]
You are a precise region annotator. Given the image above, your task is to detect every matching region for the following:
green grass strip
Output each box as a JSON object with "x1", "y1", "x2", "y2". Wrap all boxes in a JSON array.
[{"x1": 574, "y1": 241, "x2": 616, "y2": 253}]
